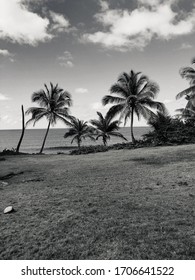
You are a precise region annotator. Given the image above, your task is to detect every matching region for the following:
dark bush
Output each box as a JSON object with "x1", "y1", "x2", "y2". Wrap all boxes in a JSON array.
[
  {"x1": 0, "y1": 148, "x2": 27, "y2": 156},
  {"x1": 70, "y1": 145, "x2": 109, "y2": 155},
  {"x1": 143, "y1": 112, "x2": 195, "y2": 145}
]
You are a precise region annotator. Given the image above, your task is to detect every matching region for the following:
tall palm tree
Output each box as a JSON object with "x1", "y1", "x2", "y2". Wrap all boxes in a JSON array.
[
  {"x1": 64, "y1": 116, "x2": 95, "y2": 151},
  {"x1": 176, "y1": 57, "x2": 195, "y2": 112},
  {"x1": 90, "y1": 111, "x2": 127, "y2": 146},
  {"x1": 26, "y1": 83, "x2": 72, "y2": 153},
  {"x1": 102, "y1": 70, "x2": 165, "y2": 144}
]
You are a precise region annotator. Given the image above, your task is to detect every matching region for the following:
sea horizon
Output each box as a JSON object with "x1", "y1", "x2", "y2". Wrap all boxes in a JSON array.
[{"x1": 0, "y1": 126, "x2": 150, "y2": 154}]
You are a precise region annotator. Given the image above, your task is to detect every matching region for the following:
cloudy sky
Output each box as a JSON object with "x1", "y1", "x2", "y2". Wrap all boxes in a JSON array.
[{"x1": 0, "y1": 0, "x2": 195, "y2": 129}]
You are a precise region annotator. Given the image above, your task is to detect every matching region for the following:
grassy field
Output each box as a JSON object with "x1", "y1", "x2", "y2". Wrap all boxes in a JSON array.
[{"x1": 0, "y1": 144, "x2": 195, "y2": 259}]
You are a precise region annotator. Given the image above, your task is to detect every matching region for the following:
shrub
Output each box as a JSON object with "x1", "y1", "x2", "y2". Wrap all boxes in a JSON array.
[
  {"x1": 70, "y1": 145, "x2": 109, "y2": 155},
  {"x1": 0, "y1": 148, "x2": 27, "y2": 156},
  {"x1": 143, "y1": 112, "x2": 195, "y2": 145}
]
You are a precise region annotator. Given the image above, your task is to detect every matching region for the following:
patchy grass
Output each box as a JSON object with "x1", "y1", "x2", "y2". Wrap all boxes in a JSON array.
[{"x1": 0, "y1": 144, "x2": 195, "y2": 259}]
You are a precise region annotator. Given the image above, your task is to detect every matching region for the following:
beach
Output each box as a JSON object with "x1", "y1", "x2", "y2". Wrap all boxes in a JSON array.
[{"x1": 0, "y1": 144, "x2": 195, "y2": 260}]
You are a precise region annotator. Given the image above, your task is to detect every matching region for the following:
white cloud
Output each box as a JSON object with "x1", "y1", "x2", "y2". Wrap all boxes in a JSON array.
[
  {"x1": 163, "y1": 99, "x2": 172, "y2": 104},
  {"x1": 99, "y1": 0, "x2": 109, "y2": 11},
  {"x1": 91, "y1": 102, "x2": 103, "y2": 110},
  {"x1": 91, "y1": 102, "x2": 110, "y2": 111},
  {"x1": 50, "y1": 11, "x2": 70, "y2": 32},
  {"x1": 0, "y1": 0, "x2": 71, "y2": 46},
  {"x1": 0, "y1": 49, "x2": 15, "y2": 62},
  {"x1": 0, "y1": 49, "x2": 11, "y2": 56},
  {"x1": 0, "y1": 93, "x2": 11, "y2": 101},
  {"x1": 179, "y1": 43, "x2": 193, "y2": 50},
  {"x1": 83, "y1": 1, "x2": 195, "y2": 51},
  {"x1": 58, "y1": 51, "x2": 74, "y2": 67},
  {"x1": 2, "y1": 115, "x2": 9, "y2": 120},
  {"x1": 138, "y1": 0, "x2": 162, "y2": 6},
  {"x1": 75, "y1": 88, "x2": 89, "y2": 94}
]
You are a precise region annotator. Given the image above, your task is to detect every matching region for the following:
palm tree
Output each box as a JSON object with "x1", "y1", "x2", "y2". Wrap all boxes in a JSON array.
[
  {"x1": 102, "y1": 70, "x2": 165, "y2": 144},
  {"x1": 176, "y1": 57, "x2": 195, "y2": 112},
  {"x1": 90, "y1": 111, "x2": 127, "y2": 145},
  {"x1": 64, "y1": 116, "x2": 95, "y2": 151},
  {"x1": 26, "y1": 83, "x2": 72, "y2": 153}
]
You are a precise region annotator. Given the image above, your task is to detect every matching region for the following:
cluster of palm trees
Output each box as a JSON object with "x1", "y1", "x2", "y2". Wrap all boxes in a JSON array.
[{"x1": 16, "y1": 58, "x2": 195, "y2": 153}]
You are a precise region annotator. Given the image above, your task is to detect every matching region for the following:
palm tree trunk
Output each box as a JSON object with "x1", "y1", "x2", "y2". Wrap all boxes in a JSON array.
[
  {"x1": 103, "y1": 136, "x2": 107, "y2": 146},
  {"x1": 78, "y1": 139, "x2": 81, "y2": 152},
  {"x1": 16, "y1": 105, "x2": 25, "y2": 153},
  {"x1": 130, "y1": 108, "x2": 136, "y2": 144},
  {"x1": 39, "y1": 120, "x2": 51, "y2": 154}
]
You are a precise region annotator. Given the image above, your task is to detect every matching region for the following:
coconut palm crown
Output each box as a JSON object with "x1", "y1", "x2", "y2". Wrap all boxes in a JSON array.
[
  {"x1": 90, "y1": 111, "x2": 127, "y2": 145},
  {"x1": 64, "y1": 116, "x2": 95, "y2": 150},
  {"x1": 176, "y1": 57, "x2": 195, "y2": 115},
  {"x1": 26, "y1": 83, "x2": 72, "y2": 153},
  {"x1": 102, "y1": 70, "x2": 166, "y2": 143}
]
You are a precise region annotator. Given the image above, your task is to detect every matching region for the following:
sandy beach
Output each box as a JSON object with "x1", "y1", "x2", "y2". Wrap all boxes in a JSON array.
[{"x1": 0, "y1": 144, "x2": 195, "y2": 259}]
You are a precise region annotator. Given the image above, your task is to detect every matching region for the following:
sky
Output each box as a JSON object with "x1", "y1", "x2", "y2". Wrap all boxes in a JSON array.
[{"x1": 0, "y1": 0, "x2": 195, "y2": 129}]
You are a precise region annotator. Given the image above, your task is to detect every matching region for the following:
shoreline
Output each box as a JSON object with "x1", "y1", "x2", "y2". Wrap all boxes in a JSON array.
[{"x1": 1, "y1": 140, "x2": 195, "y2": 156}]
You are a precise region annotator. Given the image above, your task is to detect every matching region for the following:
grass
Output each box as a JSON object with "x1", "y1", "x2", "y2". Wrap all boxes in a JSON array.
[{"x1": 0, "y1": 144, "x2": 195, "y2": 259}]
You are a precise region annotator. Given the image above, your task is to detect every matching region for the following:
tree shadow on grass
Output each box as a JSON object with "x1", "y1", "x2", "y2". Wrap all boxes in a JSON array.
[{"x1": 125, "y1": 150, "x2": 195, "y2": 166}]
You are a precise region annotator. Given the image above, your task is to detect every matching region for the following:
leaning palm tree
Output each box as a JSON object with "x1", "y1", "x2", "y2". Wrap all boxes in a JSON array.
[
  {"x1": 26, "y1": 83, "x2": 72, "y2": 153},
  {"x1": 90, "y1": 111, "x2": 127, "y2": 145},
  {"x1": 64, "y1": 116, "x2": 95, "y2": 151},
  {"x1": 102, "y1": 70, "x2": 165, "y2": 144},
  {"x1": 176, "y1": 57, "x2": 195, "y2": 109}
]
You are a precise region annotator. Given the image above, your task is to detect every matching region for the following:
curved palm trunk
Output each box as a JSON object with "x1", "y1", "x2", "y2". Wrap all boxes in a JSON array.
[
  {"x1": 16, "y1": 105, "x2": 25, "y2": 153},
  {"x1": 39, "y1": 120, "x2": 51, "y2": 154},
  {"x1": 130, "y1": 108, "x2": 136, "y2": 144}
]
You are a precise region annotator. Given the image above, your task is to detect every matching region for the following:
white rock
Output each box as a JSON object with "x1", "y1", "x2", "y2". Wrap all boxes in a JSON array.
[
  {"x1": 3, "y1": 206, "x2": 14, "y2": 214},
  {"x1": 1, "y1": 181, "x2": 8, "y2": 187}
]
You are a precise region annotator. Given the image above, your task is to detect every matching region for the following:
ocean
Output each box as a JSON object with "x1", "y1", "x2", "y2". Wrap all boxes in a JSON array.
[{"x1": 0, "y1": 127, "x2": 150, "y2": 154}]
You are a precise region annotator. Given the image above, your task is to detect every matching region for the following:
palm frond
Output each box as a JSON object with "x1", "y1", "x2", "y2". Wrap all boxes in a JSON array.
[
  {"x1": 53, "y1": 112, "x2": 72, "y2": 126},
  {"x1": 139, "y1": 98, "x2": 166, "y2": 114},
  {"x1": 90, "y1": 119, "x2": 102, "y2": 130},
  {"x1": 179, "y1": 67, "x2": 195, "y2": 80},
  {"x1": 26, "y1": 111, "x2": 48, "y2": 126},
  {"x1": 176, "y1": 86, "x2": 195, "y2": 100},
  {"x1": 110, "y1": 83, "x2": 129, "y2": 98},
  {"x1": 31, "y1": 90, "x2": 49, "y2": 107},
  {"x1": 108, "y1": 131, "x2": 127, "y2": 141},
  {"x1": 138, "y1": 82, "x2": 159, "y2": 98},
  {"x1": 64, "y1": 128, "x2": 77, "y2": 138},
  {"x1": 102, "y1": 95, "x2": 125, "y2": 106},
  {"x1": 106, "y1": 120, "x2": 120, "y2": 132},
  {"x1": 135, "y1": 104, "x2": 156, "y2": 121},
  {"x1": 107, "y1": 104, "x2": 125, "y2": 119}
]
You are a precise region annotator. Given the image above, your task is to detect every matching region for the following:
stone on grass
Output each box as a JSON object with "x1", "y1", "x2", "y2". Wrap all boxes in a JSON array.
[
  {"x1": 3, "y1": 206, "x2": 14, "y2": 214},
  {"x1": 1, "y1": 181, "x2": 9, "y2": 187}
]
